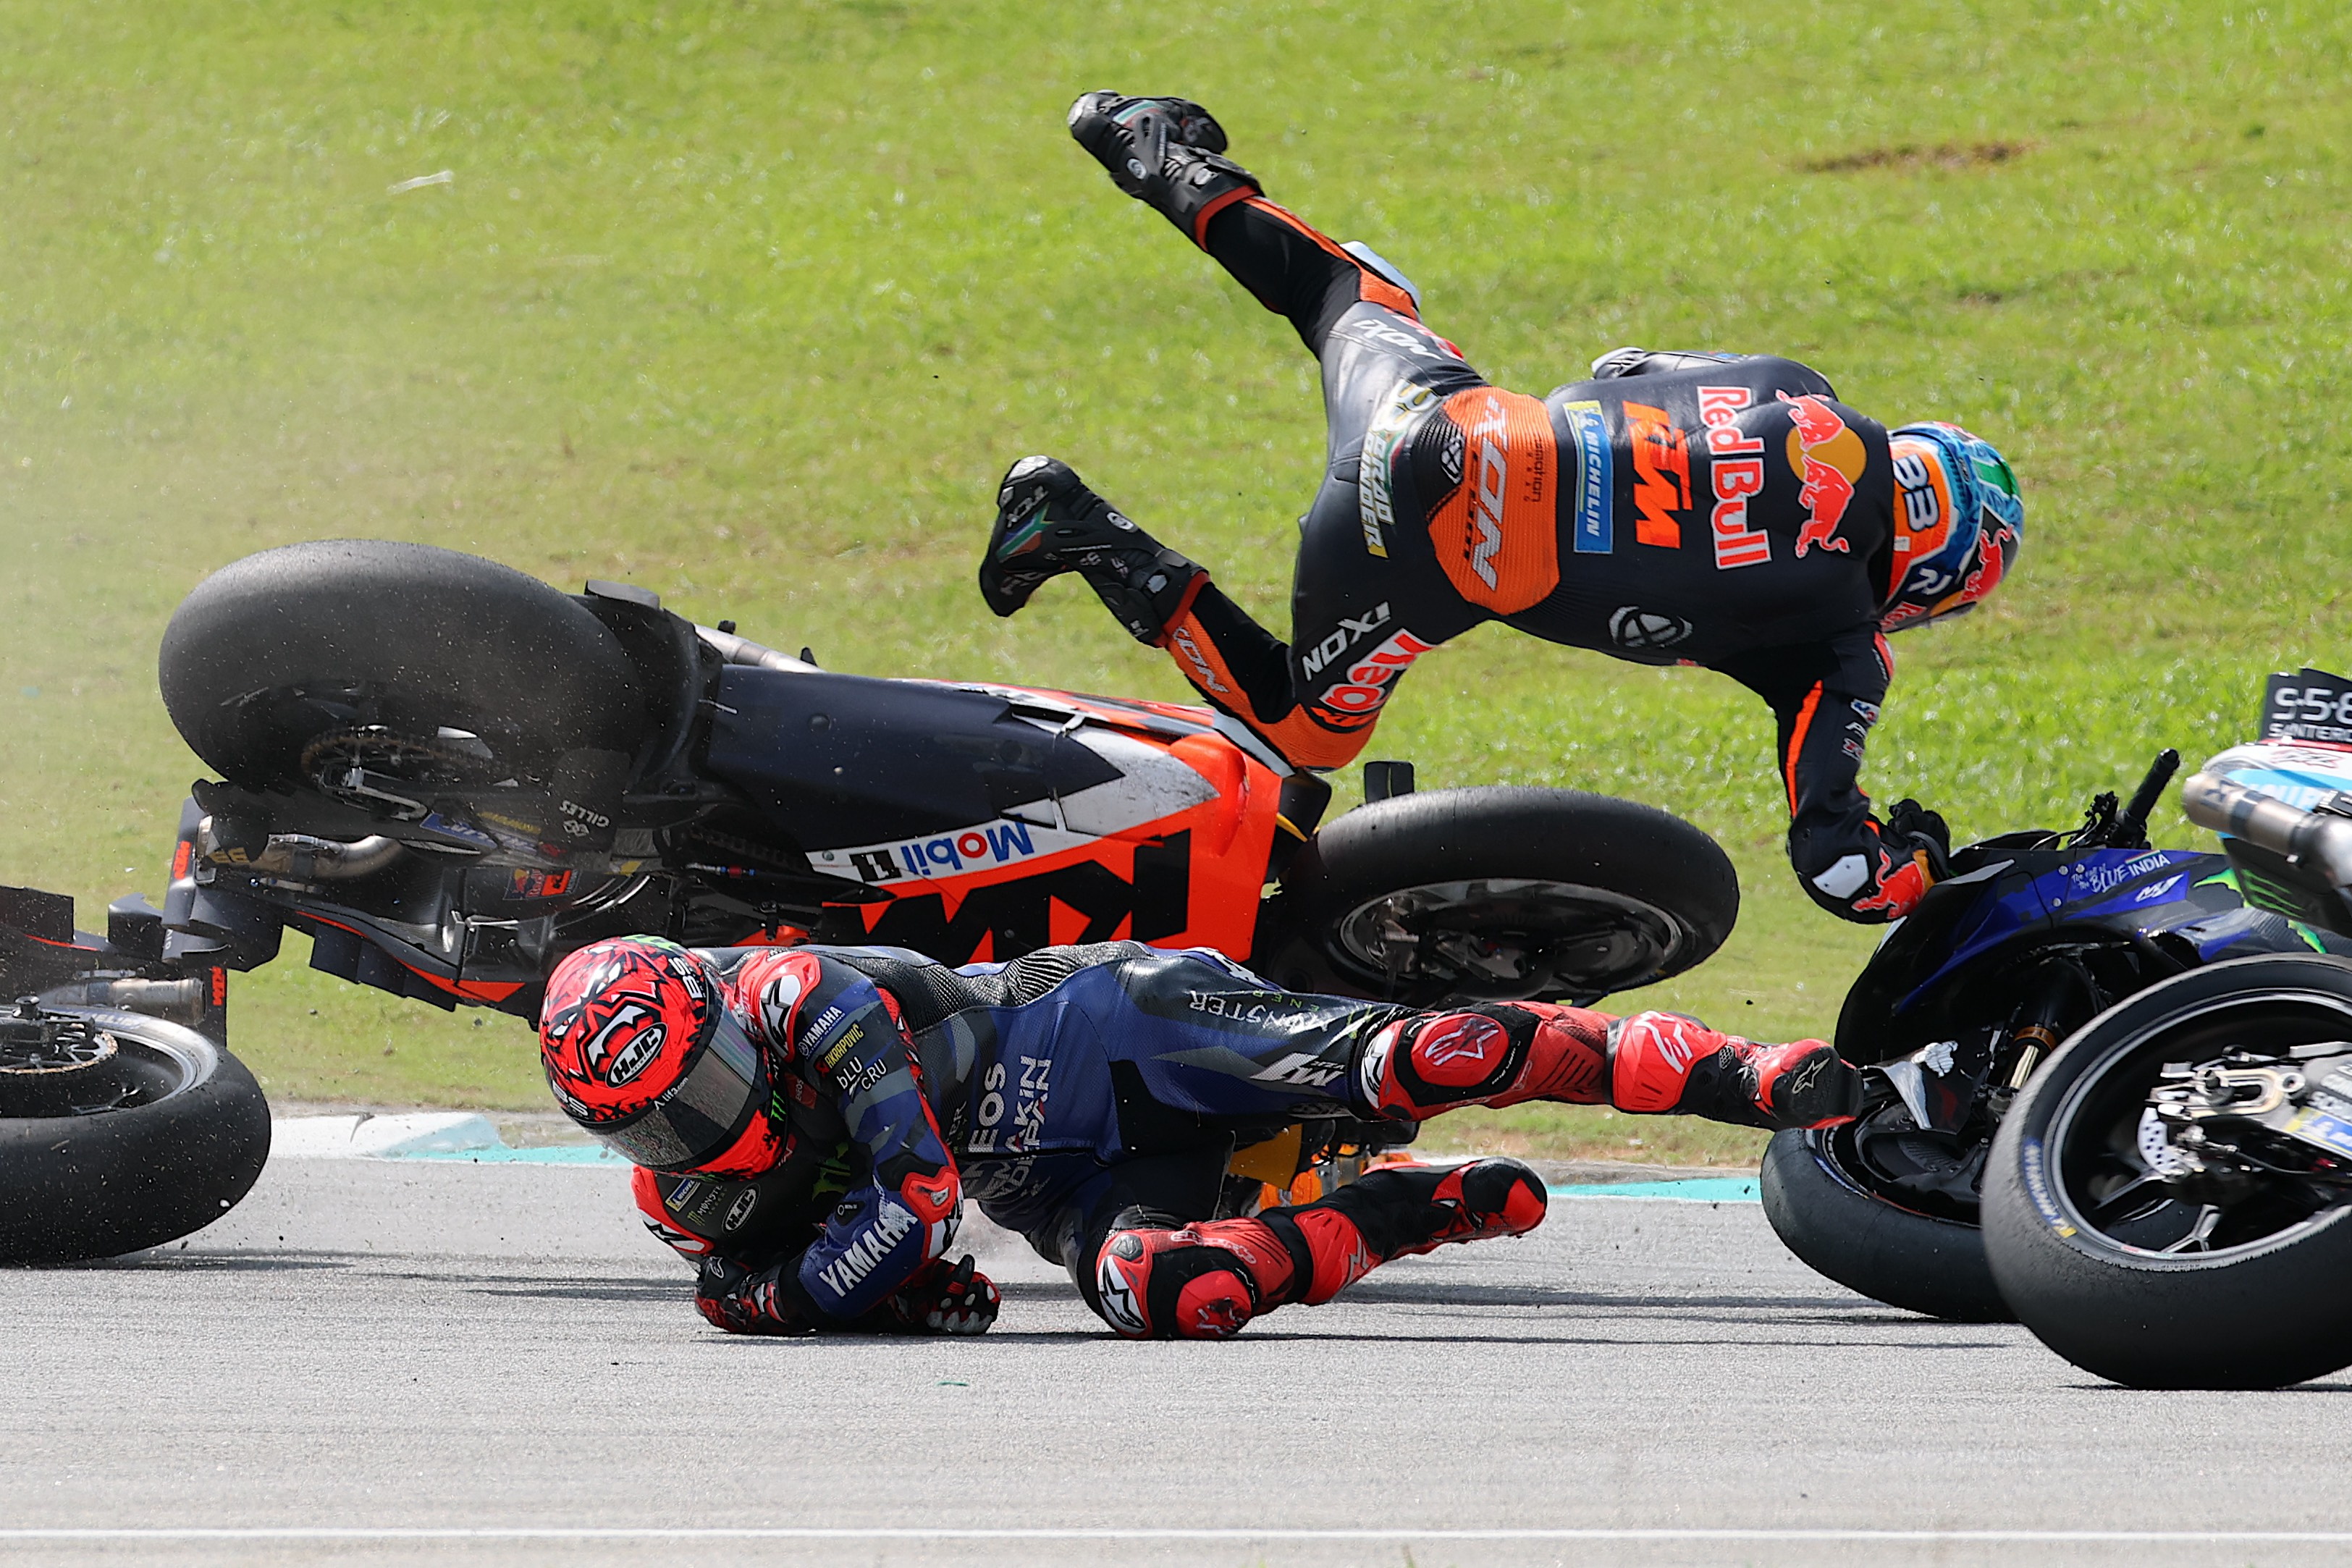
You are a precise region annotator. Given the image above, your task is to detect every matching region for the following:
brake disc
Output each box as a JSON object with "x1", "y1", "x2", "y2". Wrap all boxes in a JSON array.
[{"x1": 0, "y1": 999, "x2": 129, "y2": 1118}]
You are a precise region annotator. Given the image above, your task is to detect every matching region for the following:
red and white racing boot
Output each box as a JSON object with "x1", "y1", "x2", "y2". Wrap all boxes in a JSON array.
[
  {"x1": 1354, "y1": 1000, "x2": 1860, "y2": 1132},
  {"x1": 1089, "y1": 1158, "x2": 1547, "y2": 1340}
]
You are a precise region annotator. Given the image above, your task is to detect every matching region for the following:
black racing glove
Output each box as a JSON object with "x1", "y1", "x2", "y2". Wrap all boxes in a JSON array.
[
  {"x1": 1885, "y1": 798, "x2": 1955, "y2": 879},
  {"x1": 876, "y1": 1255, "x2": 1000, "y2": 1336},
  {"x1": 694, "y1": 1257, "x2": 812, "y2": 1336}
]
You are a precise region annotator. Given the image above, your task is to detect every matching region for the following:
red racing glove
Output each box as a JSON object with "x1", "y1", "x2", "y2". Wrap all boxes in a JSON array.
[{"x1": 877, "y1": 1255, "x2": 1000, "y2": 1336}]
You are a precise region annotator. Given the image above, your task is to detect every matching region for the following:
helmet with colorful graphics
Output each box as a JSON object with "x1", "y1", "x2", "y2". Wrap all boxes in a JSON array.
[
  {"x1": 1878, "y1": 421, "x2": 2024, "y2": 632},
  {"x1": 539, "y1": 936, "x2": 782, "y2": 1177}
]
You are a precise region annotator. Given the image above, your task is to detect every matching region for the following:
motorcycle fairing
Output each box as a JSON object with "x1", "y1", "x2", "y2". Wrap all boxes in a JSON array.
[
  {"x1": 703, "y1": 667, "x2": 1284, "y2": 969},
  {"x1": 1838, "y1": 843, "x2": 2352, "y2": 1063}
]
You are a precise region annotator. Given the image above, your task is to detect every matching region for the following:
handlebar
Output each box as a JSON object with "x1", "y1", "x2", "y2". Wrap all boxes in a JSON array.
[
  {"x1": 2181, "y1": 771, "x2": 2352, "y2": 888},
  {"x1": 2115, "y1": 749, "x2": 2181, "y2": 848}
]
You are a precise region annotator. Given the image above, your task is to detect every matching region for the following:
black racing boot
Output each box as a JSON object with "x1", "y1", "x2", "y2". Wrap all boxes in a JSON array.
[
  {"x1": 1067, "y1": 90, "x2": 1261, "y2": 244},
  {"x1": 979, "y1": 455, "x2": 1206, "y2": 644}
]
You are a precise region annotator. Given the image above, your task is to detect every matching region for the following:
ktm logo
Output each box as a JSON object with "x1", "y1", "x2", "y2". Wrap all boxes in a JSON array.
[{"x1": 1624, "y1": 402, "x2": 1692, "y2": 549}]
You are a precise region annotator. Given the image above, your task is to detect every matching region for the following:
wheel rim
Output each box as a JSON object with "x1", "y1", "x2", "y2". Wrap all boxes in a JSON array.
[
  {"x1": 1329, "y1": 878, "x2": 1687, "y2": 1002},
  {"x1": 1811, "y1": 1103, "x2": 1990, "y2": 1224},
  {"x1": 0, "y1": 1005, "x2": 210, "y2": 1120},
  {"x1": 301, "y1": 725, "x2": 502, "y2": 814},
  {"x1": 2042, "y1": 986, "x2": 2352, "y2": 1260}
]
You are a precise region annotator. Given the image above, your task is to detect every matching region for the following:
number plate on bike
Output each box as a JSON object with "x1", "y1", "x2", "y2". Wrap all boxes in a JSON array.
[{"x1": 2261, "y1": 667, "x2": 2352, "y2": 745}]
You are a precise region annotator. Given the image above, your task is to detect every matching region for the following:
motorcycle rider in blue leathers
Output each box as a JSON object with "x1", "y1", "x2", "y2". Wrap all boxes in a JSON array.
[{"x1": 539, "y1": 935, "x2": 1858, "y2": 1340}]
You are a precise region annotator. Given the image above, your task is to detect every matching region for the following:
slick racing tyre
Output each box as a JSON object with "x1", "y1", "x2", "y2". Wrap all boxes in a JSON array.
[
  {"x1": 0, "y1": 1005, "x2": 271, "y2": 1264},
  {"x1": 1761, "y1": 1124, "x2": 2010, "y2": 1323},
  {"x1": 1270, "y1": 786, "x2": 1737, "y2": 1006},
  {"x1": 1985, "y1": 956, "x2": 2352, "y2": 1388},
  {"x1": 160, "y1": 539, "x2": 644, "y2": 791}
]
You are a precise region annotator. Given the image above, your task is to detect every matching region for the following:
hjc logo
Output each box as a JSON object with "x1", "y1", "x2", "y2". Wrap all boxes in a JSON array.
[{"x1": 584, "y1": 1003, "x2": 665, "y2": 1087}]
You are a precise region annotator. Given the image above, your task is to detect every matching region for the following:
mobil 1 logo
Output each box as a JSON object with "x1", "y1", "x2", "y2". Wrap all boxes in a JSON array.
[{"x1": 2262, "y1": 667, "x2": 2352, "y2": 744}]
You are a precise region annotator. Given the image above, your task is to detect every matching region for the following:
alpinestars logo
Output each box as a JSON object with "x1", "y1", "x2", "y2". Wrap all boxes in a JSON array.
[
  {"x1": 1417, "y1": 1016, "x2": 1499, "y2": 1070},
  {"x1": 1095, "y1": 1239, "x2": 1150, "y2": 1336}
]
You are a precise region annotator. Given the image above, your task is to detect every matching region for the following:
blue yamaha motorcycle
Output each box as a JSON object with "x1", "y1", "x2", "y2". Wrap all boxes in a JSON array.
[
  {"x1": 1980, "y1": 677, "x2": 2352, "y2": 1388},
  {"x1": 1761, "y1": 747, "x2": 2352, "y2": 1323}
]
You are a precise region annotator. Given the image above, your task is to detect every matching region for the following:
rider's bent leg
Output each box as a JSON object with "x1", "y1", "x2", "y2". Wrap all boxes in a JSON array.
[
  {"x1": 1354, "y1": 1003, "x2": 1863, "y2": 1133},
  {"x1": 1058, "y1": 93, "x2": 1482, "y2": 767},
  {"x1": 980, "y1": 456, "x2": 1206, "y2": 641},
  {"x1": 1087, "y1": 1158, "x2": 1548, "y2": 1340},
  {"x1": 1160, "y1": 586, "x2": 1383, "y2": 770}
]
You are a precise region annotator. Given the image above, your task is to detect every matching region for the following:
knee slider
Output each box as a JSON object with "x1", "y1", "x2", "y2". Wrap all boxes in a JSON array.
[{"x1": 1357, "y1": 1006, "x2": 1534, "y2": 1120}]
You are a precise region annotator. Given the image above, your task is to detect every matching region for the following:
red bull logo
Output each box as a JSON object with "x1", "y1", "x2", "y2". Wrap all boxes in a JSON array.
[
  {"x1": 1959, "y1": 522, "x2": 2012, "y2": 605},
  {"x1": 1850, "y1": 848, "x2": 1932, "y2": 918},
  {"x1": 1779, "y1": 393, "x2": 1866, "y2": 558}
]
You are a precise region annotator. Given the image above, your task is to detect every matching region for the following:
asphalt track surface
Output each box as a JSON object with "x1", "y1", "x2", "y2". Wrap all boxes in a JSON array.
[{"x1": 5, "y1": 1158, "x2": 2351, "y2": 1567}]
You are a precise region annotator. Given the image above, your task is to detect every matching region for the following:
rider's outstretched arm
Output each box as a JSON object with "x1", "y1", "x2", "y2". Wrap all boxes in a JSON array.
[{"x1": 1717, "y1": 628, "x2": 1942, "y2": 923}]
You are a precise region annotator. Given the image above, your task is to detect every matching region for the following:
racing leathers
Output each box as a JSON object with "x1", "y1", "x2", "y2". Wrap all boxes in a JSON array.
[
  {"x1": 1043, "y1": 97, "x2": 1946, "y2": 923},
  {"x1": 635, "y1": 940, "x2": 1858, "y2": 1341}
]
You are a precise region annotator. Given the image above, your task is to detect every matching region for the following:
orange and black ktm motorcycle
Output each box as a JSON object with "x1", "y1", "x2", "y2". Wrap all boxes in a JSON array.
[{"x1": 0, "y1": 539, "x2": 1737, "y2": 1260}]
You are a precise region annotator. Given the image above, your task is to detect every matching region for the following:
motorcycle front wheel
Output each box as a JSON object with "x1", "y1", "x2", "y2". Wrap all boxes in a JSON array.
[
  {"x1": 1266, "y1": 785, "x2": 1737, "y2": 1007},
  {"x1": 1984, "y1": 955, "x2": 2352, "y2": 1388},
  {"x1": 0, "y1": 1005, "x2": 271, "y2": 1263},
  {"x1": 1760, "y1": 1118, "x2": 2010, "y2": 1323}
]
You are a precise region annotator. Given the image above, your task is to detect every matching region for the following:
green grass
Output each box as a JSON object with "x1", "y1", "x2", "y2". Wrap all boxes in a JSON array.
[{"x1": 3, "y1": 1, "x2": 2348, "y2": 1161}]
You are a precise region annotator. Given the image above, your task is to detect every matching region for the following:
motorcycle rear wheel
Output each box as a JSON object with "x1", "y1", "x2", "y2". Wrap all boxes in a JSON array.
[
  {"x1": 1984, "y1": 955, "x2": 2352, "y2": 1388},
  {"x1": 0, "y1": 1006, "x2": 271, "y2": 1263},
  {"x1": 159, "y1": 539, "x2": 644, "y2": 791},
  {"x1": 1269, "y1": 786, "x2": 1737, "y2": 1006}
]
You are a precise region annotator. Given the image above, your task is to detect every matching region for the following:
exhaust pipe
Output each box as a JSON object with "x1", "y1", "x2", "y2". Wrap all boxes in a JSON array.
[
  {"x1": 2180, "y1": 772, "x2": 2352, "y2": 888},
  {"x1": 38, "y1": 976, "x2": 208, "y2": 1027},
  {"x1": 201, "y1": 822, "x2": 405, "y2": 882}
]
